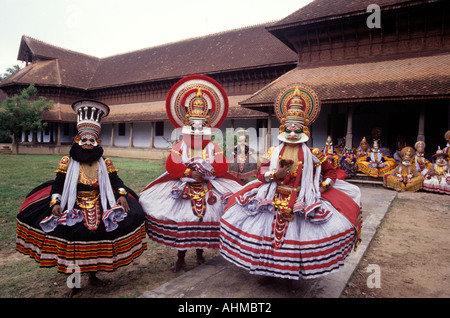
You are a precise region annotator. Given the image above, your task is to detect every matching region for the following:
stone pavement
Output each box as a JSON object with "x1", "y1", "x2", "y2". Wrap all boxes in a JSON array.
[{"x1": 140, "y1": 185, "x2": 397, "y2": 298}]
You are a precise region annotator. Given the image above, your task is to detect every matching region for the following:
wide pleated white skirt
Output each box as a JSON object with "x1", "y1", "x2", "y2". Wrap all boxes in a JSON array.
[
  {"x1": 140, "y1": 174, "x2": 243, "y2": 250},
  {"x1": 220, "y1": 180, "x2": 361, "y2": 280}
]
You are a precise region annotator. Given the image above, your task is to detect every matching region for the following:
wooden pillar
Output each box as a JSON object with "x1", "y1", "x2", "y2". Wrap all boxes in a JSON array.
[
  {"x1": 267, "y1": 113, "x2": 272, "y2": 148},
  {"x1": 261, "y1": 119, "x2": 267, "y2": 155},
  {"x1": 32, "y1": 130, "x2": 37, "y2": 143},
  {"x1": 56, "y1": 123, "x2": 61, "y2": 146},
  {"x1": 110, "y1": 123, "x2": 115, "y2": 147},
  {"x1": 345, "y1": 104, "x2": 354, "y2": 149},
  {"x1": 128, "y1": 123, "x2": 134, "y2": 148},
  {"x1": 149, "y1": 122, "x2": 155, "y2": 149},
  {"x1": 49, "y1": 122, "x2": 54, "y2": 143},
  {"x1": 417, "y1": 102, "x2": 425, "y2": 142}
]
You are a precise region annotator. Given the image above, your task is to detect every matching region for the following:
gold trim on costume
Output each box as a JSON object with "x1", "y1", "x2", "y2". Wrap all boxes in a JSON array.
[
  {"x1": 263, "y1": 146, "x2": 277, "y2": 160},
  {"x1": 79, "y1": 162, "x2": 99, "y2": 186},
  {"x1": 312, "y1": 148, "x2": 326, "y2": 166},
  {"x1": 76, "y1": 190, "x2": 100, "y2": 209},
  {"x1": 170, "y1": 149, "x2": 182, "y2": 156},
  {"x1": 55, "y1": 156, "x2": 70, "y2": 174},
  {"x1": 104, "y1": 158, "x2": 118, "y2": 173}
]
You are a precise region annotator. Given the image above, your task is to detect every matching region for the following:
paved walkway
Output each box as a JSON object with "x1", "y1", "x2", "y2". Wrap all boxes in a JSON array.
[{"x1": 140, "y1": 185, "x2": 397, "y2": 298}]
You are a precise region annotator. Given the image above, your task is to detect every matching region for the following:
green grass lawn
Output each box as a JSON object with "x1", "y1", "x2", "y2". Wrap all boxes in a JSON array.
[
  {"x1": 0, "y1": 154, "x2": 165, "y2": 250},
  {"x1": 0, "y1": 153, "x2": 168, "y2": 297}
]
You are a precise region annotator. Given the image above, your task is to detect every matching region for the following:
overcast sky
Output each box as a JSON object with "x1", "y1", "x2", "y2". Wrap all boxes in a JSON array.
[{"x1": 0, "y1": 0, "x2": 314, "y2": 74}]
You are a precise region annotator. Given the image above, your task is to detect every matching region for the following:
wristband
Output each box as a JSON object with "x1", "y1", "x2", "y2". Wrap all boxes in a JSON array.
[
  {"x1": 321, "y1": 178, "x2": 333, "y2": 188},
  {"x1": 184, "y1": 168, "x2": 192, "y2": 177},
  {"x1": 50, "y1": 193, "x2": 61, "y2": 207}
]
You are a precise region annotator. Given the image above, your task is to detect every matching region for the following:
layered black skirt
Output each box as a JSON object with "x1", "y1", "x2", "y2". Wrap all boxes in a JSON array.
[{"x1": 16, "y1": 181, "x2": 147, "y2": 273}]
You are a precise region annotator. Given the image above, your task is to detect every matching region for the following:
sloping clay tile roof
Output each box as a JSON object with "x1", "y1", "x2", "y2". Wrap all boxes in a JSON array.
[{"x1": 241, "y1": 53, "x2": 450, "y2": 106}]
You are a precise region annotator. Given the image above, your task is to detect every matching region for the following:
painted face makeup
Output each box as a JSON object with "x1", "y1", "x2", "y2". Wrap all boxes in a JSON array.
[
  {"x1": 190, "y1": 119, "x2": 205, "y2": 135},
  {"x1": 284, "y1": 123, "x2": 303, "y2": 143},
  {"x1": 79, "y1": 132, "x2": 98, "y2": 149}
]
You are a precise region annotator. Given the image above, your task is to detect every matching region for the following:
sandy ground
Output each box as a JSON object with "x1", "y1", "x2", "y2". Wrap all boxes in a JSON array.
[{"x1": 341, "y1": 190, "x2": 450, "y2": 298}]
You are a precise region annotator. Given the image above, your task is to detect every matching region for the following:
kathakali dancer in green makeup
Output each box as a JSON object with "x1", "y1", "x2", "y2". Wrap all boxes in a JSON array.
[{"x1": 220, "y1": 83, "x2": 362, "y2": 282}]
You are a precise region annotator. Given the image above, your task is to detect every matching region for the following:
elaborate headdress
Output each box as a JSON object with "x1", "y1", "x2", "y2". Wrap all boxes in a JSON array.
[
  {"x1": 360, "y1": 137, "x2": 369, "y2": 146},
  {"x1": 71, "y1": 99, "x2": 110, "y2": 139},
  {"x1": 414, "y1": 140, "x2": 426, "y2": 152},
  {"x1": 445, "y1": 130, "x2": 450, "y2": 143},
  {"x1": 432, "y1": 146, "x2": 449, "y2": 159},
  {"x1": 274, "y1": 83, "x2": 321, "y2": 144},
  {"x1": 165, "y1": 74, "x2": 229, "y2": 136},
  {"x1": 235, "y1": 128, "x2": 248, "y2": 144},
  {"x1": 400, "y1": 146, "x2": 415, "y2": 160}
]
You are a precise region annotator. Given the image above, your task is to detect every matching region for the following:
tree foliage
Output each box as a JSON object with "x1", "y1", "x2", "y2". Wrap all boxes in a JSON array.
[
  {"x1": 0, "y1": 64, "x2": 22, "y2": 81},
  {"x1": 0, "y1": 84, "x2": 53, "y2": 145}
]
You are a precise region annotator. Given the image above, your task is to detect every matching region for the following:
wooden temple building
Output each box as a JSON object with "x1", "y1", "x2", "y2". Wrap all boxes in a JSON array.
[{"x1": 1, "y1": 0, "x2": 449, "y2": 159}]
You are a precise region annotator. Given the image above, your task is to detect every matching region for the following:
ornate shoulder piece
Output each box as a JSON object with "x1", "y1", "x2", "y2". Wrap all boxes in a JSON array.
[
  {"x1": 104, "y1": 158, "x2": 119, "y2": 173},
  {"x1": 170, "y1": 140, "x2": 184, "y2": 157},
  {"x1": 170, "y1": 148, "x2": 182, "y2": 156},
  {"x1": 55, "y1": 156, "x2": 70, "y2": 174},
  {"x1": 263, "y1": 146, "x2": 277, "y2": 160},
  {"x1": 311, "y1": 148, "x2": 327, "y2": 166},
  {"x1": 211, "y1": 141, "x2": 224, "y2": 156}
]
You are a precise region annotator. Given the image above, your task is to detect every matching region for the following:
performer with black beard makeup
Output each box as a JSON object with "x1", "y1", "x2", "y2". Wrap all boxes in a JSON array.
[{"x1": 16, "y1": 100, "x2": 147, "y2": 297}]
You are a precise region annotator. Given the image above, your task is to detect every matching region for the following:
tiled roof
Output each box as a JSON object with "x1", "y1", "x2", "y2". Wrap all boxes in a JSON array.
[
  {"x1": 268, "y1": 0, "x2": 426, "y2": 29},
  {"x1": 10, "y1": 36, "x2": 100, "y2": 89},
  {"x1": 41, "y1": 103, "x2": 77, "y2": 122},
  {"x1": 98, "y1": 94, "x2": 267, "y2": 124},
  {"x1": 89, "y1": 24, "x2": 297, "y2": 88},
  {"x1": 40, "y1": 95, "x2": 268, "y2": 123},
  {"x1": 1, "y1": 24, "x2": 297, "y2": 90},
  {"x1": 240, "y1": 52, "x2": 450, "y2": 107}
]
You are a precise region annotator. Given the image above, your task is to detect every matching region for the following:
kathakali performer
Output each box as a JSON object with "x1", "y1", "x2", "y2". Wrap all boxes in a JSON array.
[
  {"x1": 139, "y1": 75, "x2": 244, "y2": 272},
  {"x1": 443, "y1": 130, "x2": 450, "y2": 163},
  {"x1": 323, "y1": 135, "x2": 347, "y2": 180},
  {"x1": 413, "y1": 140, "x2": 432, "y2": 176},
  {"x1": 340, "y1": 147, "x2": 358, "y2": 179},
  {"x1": 16, "y1": 100, "x2": 147, "y2": 296},
  {"x1": 383, "y1": 146, "x2": 424, "y2": 192},
  {"x1": 355, "y1": 137, "x2": 371, "y2": 159},
  {"x1": 356, "y1": 139, "x2": 396, "y2": 178},
  {"x1": 423, "y1": 147, "x2": 450, "y2": 194},
  {"x1": 220, "y1": 84, "x2": 362, "y2": 281},
  {"x1": 228, "y1": 128, "x2": 258, "y2": 181}
]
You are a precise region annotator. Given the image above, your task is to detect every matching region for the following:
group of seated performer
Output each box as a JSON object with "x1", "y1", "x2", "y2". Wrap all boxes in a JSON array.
[
  {"x1": 381, "y1": 131, "x2": 450, "y2": 194},
  {"x1": 324, "y1": 131, "x2": 450, "y2": 195},
  {"x1": 355, "y1": 138, "x2": 396, "y2": 178}
]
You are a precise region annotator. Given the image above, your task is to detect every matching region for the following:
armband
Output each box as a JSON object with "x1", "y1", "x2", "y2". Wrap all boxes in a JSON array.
[
  {"x1": 105, "y1": 158, "x2": 119, "y2": 173},
  {"x1": 312, "y1": 148, "x2": 327, "y2": 166},
  {"x1": 55, "y1": 156, "x2": 70, "y2": 174}
]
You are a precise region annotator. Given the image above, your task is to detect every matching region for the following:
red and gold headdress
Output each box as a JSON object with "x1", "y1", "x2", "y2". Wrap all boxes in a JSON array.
[
  {"x1": 166, "y1": 74, "x2": 229, "y2": 135},
  {"x1": 274, "y1": 83, "x2": 321, "y2": 143}
]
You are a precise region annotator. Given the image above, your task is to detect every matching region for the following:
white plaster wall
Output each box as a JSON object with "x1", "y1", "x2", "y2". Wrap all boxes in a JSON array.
[{"x1": 132, "y1": 122, "x2": 151, "y2": 148}]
